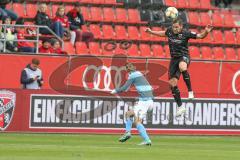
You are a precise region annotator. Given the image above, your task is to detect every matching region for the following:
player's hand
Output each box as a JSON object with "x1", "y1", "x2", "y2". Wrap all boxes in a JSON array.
[
  {"x1": 145, "y1": 28, "x2": 152, "y2": 33},
  {"x1": 110, "y1": 89, "x2": 117, "y2": 94},
  {"x1": 205, "y1": 25, "x2": 213, "y2": 33}
]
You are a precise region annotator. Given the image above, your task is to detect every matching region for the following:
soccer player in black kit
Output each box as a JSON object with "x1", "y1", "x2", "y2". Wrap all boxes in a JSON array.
[{"x1": 145, "y1": 18, "x2": 213, "y2": 116}]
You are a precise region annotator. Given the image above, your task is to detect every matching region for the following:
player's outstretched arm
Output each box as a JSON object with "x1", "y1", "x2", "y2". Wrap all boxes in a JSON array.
[
  {"x1": 145, "y1": 28, "x2": 166, "y2": 37},
  {"x1": 196, "y1": 25, "x2": 213, "y2": 39},
  {"x1": 111, "y1": 78, "x2": 134, "y2": 94}
]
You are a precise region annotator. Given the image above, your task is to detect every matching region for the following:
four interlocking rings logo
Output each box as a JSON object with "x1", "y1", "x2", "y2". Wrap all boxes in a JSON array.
[{"x1": 82, "y1": 65, "x2": 126, "y2": 91}]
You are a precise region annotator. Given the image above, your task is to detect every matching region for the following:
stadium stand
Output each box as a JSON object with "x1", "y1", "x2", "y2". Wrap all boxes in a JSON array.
[{"x1": 0, "y1": 0, "x2": 239, "y2": 61}]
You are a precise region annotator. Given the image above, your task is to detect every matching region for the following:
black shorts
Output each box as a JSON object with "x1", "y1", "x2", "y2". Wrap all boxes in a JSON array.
[{"x1": 168, "y1": 56, "x2": 190, "y2": 80}]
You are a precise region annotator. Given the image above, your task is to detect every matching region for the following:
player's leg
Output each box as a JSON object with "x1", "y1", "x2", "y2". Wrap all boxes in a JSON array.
[
  {"x1": 134, "y1": 101, "x2": 152, "y2": 146},
  {"x1": 170, "y1": 77, "x2": 186, "y2": 117},
  {"x1": 179, "y1": 57, "x2": 194, "y2": 99},
  {"x1": 119, "y1": 110, "x2": 134, "y2": 142}
]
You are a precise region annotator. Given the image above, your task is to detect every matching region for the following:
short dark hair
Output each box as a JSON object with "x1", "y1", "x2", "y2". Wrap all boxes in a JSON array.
[
  {"x1": 74, "y1": 2, "x2": 81, "y2": 7},
  {"x1": 32, "y1": 58, "x2": 40, "y2": 65},
  {"x1": 172, "y1": 18, "x2": 183, "y2": 25}
]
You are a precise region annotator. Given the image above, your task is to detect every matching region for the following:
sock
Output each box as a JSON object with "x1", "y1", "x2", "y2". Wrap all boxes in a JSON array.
[
  {"x1": 136, "y1": 123, "x2": 150, "y2": 141},
  {"x1": 125, "y1": 117, "x2": 133, "y2": 133},
  {"x1": 182, "y1": 70, "x2": 192, "y2": 92},
  {"x1": 171, "y1": 86, "x2": 182, "y2": 107}
]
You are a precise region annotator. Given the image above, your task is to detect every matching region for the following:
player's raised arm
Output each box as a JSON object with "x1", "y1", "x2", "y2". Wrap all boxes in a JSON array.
[
  {"x1": 145, "y1": 28, "x2": 166, "y2": 37},
  {"x1": 196, "y1": 25, "x2": 213, "y2": 39}
]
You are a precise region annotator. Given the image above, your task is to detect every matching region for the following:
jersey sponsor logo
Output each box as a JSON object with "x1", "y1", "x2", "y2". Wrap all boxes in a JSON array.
[
  {"x1": 0, "y1": 90, "x2": 16, "y2": 131},
  {"x1": 168, "y1": 38, "x2": 183, "y2": 44},
  {"x1": 82, "y1": 65, "x2": 126, "y2": 91},
  {"x1": 232, "y1": 70, "x2": 240, "y2": 95}
]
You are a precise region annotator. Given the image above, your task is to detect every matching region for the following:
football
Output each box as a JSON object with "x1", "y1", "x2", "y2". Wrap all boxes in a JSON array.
[{"x1": 165, "y1": 7, "x2": 179, "y2": 19}]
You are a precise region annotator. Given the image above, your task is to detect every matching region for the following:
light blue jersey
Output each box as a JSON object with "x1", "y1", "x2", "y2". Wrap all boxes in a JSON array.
[{"x1": 115, "y1": 71, "x2": 153, "y2": 101}]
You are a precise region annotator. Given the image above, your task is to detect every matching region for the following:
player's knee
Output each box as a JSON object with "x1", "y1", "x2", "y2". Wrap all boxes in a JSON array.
[
  {"x1": 169, "y1": 79, "x2": 177, "y2": 87},
  {"x1": 134, "y1": 117, "x2": 142, "y2": 124},
  {"x1": 179, "y1": 62, "x2": 187, "y2": 72}
]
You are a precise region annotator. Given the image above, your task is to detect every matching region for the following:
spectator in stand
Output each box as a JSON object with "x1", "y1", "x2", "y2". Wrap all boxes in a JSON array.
[
  {"x1": 0, "y1": 0, "x2": 18, "y2": 21},
  {"x1": 67, "y1": 2, "x2": 94, "y2": 46},
  {"x1": 39, "y1": 39, "x2": 52, "y2": 54},
  {"x1": 215, "y1": 0, "x2": 233, "y2": 8},
  {"x1": 20, "y1": 58, "x2": 43, "y2": 89},
  {"x1": 51, "y1": 39, "x2": 67, "y2": 55},
  {"x1": 0, "y1": 16, "x2": 18, "y2": 52},
  {"x1": 15, "y1": 18, "x2": 36, "y2": 53},
  {"x1": 35, "y1": 3, "x2": 64, "y2": 38},
  {"x1": 53, "y1": 6, "x2": 76, "y2": 44}
]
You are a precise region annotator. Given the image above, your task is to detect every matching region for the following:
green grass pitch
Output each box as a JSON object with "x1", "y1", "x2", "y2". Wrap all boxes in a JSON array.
[{"x1": 0, "y1": 133, "x2": 239, "y2": 160}]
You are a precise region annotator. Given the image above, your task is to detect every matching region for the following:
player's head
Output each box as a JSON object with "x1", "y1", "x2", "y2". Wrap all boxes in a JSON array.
[
  {"x1": 126, "y1": 63, "x2": 136, "y2": 72},
  {"x1": 31, "y1": 58, "x2": 40, "y2": 70},
  {"x1": 172, "y1": 18, "x2": 183, "y2": 34}
]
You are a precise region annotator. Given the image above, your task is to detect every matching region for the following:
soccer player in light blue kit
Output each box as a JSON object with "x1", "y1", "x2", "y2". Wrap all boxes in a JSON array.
[{"x1": 111, "y1": 63, "x2": 153, "y2": 146}]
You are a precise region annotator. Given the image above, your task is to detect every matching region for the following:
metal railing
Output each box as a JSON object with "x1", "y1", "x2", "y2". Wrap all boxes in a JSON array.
[{"x1": 0, "y1": 24, "x2": 63, "y2": 54}]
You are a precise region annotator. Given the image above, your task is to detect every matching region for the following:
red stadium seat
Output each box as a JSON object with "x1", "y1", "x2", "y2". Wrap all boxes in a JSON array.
[
  {"x1": 103, "y1": 7, "x2": 116, "y2": 22},
  {"x1": 89, "y1": 42, "x2": 101, "y2": 55},
  {"x1": 224, "y1": 14, "x2": 235, "y2": 27},
  {"x1": 188, "y1": 12, "x2": 200, "y2": 25},
  {"x1": 224, "y1": 30, "x2": 236, "y2": 45},
  {"x1": 115, "y1": 25, "x2": 128, "y2": 40},
  {"x1": 151, "y1": 27, "x2": 167, "y2": 42},
  {"x1": 116, "y1": 8, "x2": 128, "y2": 23},
  {"x1": 225, "y1": 48, "x2": 236, "y2": 60},
  {"x1": 237, "y1": 48, "x2": 240, "y2": 60},
  {"x1": 102, "y1": 25, "x2": 115, "y2": 39},
  {"x1": 64, "y1": 5, "x2": 72, "y2": 14},
  {"x1": 101, "y1": 42, "x2": 115, "y2": 56},
  {"x1": 164, "y1": 45, "x2": 170, "y2": 58},
  {"x1": 201, "y1": 29, "x2": 213, "y2": 44},
  {"x1": 200, "y1": 12, "x2": 212, "y2": 26},
  {"x1": 152, "y1": 44, "x2": 165, "y2": 58},
  {"x1": 199, "y1": 0, "x2": 213, "y2": 9},
  {"x1": 128, "y1": 9, "x2": 141, "y2": 23},
  {"x1": 115, "y1": 46, "x2": 127, "y2": 55},
  {"x1": 80, "y1": 0, "x2": 93, "y2": 3},
  {"x1": 201, "y1": 46, "x2": 213, "y2": 60},
  {"x1": 26, "y1": 4, "x2": 38, "y2": 18},
  {"x1": 92, "y1": 0, "x2": 105, "y2": 4},
  {"x1": 13, "y1": 3, "x2": 26, "y2": 18},
  {"x1": 90, "y1": 7, "x2": 103, "y2": 21},
  {"x1": 52, "y1": 5, "x2": 59, "y2": 18},
  {"x1": 80, "y1": 6, "x2": 90, "y2": 21},
  {"x1": 237, "y1": 30, "x2": 240, "y2": 44},
  {"x1": 64, "y1": 42, "x2": 75, "y2": 55},
  {"x1": 212, "y1": 13, "x2": 224, "y2": 27},
  {"x1": 177, "y1": 0, "x2": 189, "y2": 8},
  {"x1": 212, "y1": 30, "x2": 224, "y2": 44},
  {"x1": 104, "y1": 0, "x2": 119, "y2": 5},
  {"x1": 89, "y1": 24, "x2": 102, "y2": 39},
  {"x1": 189, "y1": 0, "x2": 201, "y2": 9},
  {"x1": 139, "y1": 44, "x2": 152, "y2": 57},
  {"x1": 189, "y1": 46, "x2": 201, "y2": 59},
  {"x1": 140, "y1": 26, "x2": 152, "y2": 41},
  {"x1": 128, "y1": 26, "x2": 140, "y2": 40},
  {"x1": 212, "y1": 47, "x2": 225, "y2": 60},
  {"x1": 164, "y1": 0, "x2": 177, "y2": 6},
  {"x1": 127, "y1": 44, "x2": 139, "y2": 56},
  {"x1": 76, "y1": 42, "x2": 89, "y2": 55}
]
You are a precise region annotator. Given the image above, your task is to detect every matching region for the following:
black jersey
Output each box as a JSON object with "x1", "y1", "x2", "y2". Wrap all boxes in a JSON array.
[{"x1": 165, "y1": 27, "x2": 197, "y2": 58}]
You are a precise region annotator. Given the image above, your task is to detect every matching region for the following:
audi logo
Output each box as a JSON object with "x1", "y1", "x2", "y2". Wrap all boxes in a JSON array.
[
  {"x1": 82, "y1": 65, "x2": 126, "y2": 91},
  {"x1": 232, "y1": 70, "x2": 240, "y2": 95}
]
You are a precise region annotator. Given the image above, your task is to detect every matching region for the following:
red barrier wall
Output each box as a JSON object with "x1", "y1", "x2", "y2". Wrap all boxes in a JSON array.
[{"x1": 0, "y1": 54, "x2": 240, "y2": 135}]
